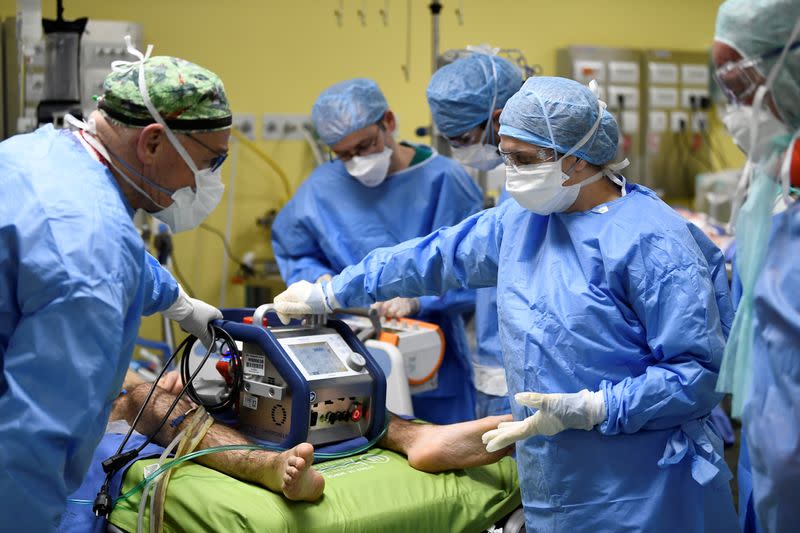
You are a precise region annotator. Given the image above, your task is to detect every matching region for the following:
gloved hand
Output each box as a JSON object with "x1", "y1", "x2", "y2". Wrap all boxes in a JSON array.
[
  {"x1": 481, "y1": 389, "x2": 606, "y2": 452},
  {"x1": 371, "y1": 297, "x2": 420, "y2": 318},
  {"x1": 273, "y1": 280, "x2": 339, "y2": 325},
  {"x1": 162, "y1": 287, "x2": 222, "y2": 348}
]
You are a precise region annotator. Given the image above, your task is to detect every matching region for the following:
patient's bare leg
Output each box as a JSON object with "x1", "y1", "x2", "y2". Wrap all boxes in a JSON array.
[
  {"x1": 378, "y1": 414, "x2": 514, "y2": 473},
  {"x1": 115, "y1": 383, "x2": 324, "y2": 502}
]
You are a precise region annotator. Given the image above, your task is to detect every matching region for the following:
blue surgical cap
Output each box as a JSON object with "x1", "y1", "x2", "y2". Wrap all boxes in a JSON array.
[
  {"x1": 312, "y1": 78, "x2": 389, "y2": 146},
  {"x1": 498, "y1": 76, "x2": 619, "y2": 165},
  {"x1": 427, "y1": 54, "x2": 524, "y2": 138},
  {"x1": 716, "y1": 0, "x2": 800, "y2": 130}
]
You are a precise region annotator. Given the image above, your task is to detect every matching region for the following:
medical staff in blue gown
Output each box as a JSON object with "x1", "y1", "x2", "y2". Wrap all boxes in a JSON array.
[
  {"x1": 275, "y1": 76, "x2": 738, "y2": 532},
  {"x1": 427, "y1": 53, "x2": 523, "y2": 417},
  {"x1": 272, "y1": 78, "x2": 483, "y2": 424},
  {"x1": 712, "y1": 1, "x2": 800, "y2": 531},
  {"x1": 0, "y1": 51, "x2": 231, "y2": 531}
]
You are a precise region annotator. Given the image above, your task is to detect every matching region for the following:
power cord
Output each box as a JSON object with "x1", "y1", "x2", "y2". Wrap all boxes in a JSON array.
[{"x1": 93, "y1": 326, "x2": 239, "y2": 517}]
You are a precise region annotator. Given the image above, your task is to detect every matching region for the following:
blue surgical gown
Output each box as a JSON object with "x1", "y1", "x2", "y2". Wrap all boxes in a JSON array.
[
  {"x1": 473, "y1": 188, "x2": 511, "y2": 418},
  {"x1": 331, "y1": 183, "x2": 738, "y2": 532},
  {"x1": 742, "y1": 204, "x2": 800, "y2": 533},
  {"x1": 0, "y1": 126, "x2": 179, "y2": 531},
  {"x1": 272, "y1": 152, "x2": 483, "y2": 423}
]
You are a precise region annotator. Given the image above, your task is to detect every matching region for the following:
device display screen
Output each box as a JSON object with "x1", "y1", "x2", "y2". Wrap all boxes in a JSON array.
[{"x1": 291, "y1": 342, "x2": 347, "y2": 376}]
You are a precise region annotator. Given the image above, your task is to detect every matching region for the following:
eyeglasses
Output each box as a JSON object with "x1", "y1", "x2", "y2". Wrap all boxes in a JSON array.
[
  {"x1": 446, "y1": 124, "x2": 485, "y2": 148},
  {"x1": 185, "y1": 133, "x2": 229, "y2": 172},
  {"x1": 498, "y1": 147, "x2": 556, "y2": 167},
  {"x1": 330, "y1": 121, "x2": 386, "y2": 162},
  {"x1": 714, "y1": 41, "x2": 800, "y2": 105}
]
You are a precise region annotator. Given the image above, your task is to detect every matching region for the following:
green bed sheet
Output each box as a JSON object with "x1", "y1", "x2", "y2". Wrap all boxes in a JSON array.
[{"x1": 109, "y1": 448, "x2": 520, "y2": 533}]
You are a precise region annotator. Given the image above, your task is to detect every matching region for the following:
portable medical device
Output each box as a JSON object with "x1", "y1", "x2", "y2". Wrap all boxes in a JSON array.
[
  {"x1": 210, "y1": 307, "x2": 387, "y2": 450},
  {"x1": 342, "y1": 315, "x2": 445, "y2": 394}
]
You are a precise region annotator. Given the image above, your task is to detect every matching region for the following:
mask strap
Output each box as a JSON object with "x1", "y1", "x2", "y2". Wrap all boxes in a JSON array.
[
  {"x1": 117, "y1": 35, "x2": 201, "y2": 175},
  {"x1": 604, "y1": 158, "x2": 630, "y2": 196},
  {"x1": 728, "y1": 160, "x2": 754, "y2": 233},
  {"x1": 779, "y1": 132, "x2": 800, "y2": 204},
  {"x1": 484, "y1": 56, "x2": 499, "y2": 146},
  {"x1": 560, "y1": 80, "x2": 607, "y2": 161},
  {"x1": 65, "y1": 111, "x2": 173, "y2": 208}
]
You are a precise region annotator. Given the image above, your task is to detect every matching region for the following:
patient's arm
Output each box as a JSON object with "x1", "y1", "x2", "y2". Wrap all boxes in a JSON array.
[
  {"x1": 113, "y1": 382, "x2": 324, "y2": 502},
  {"x1": 378, "y1": 413, "x2": 514, "y2": 473}
]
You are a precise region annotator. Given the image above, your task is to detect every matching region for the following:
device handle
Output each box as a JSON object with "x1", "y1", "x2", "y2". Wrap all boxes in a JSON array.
[
  {"x1": 336, "y1": 307, "x2": 382, "y2": 338},
  {"x1": 252, "y1": 303, "x2": 275, "y2": 329}
]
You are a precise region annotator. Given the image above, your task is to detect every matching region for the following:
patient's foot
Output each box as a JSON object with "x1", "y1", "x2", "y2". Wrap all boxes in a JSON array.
[
  {"x1": 390, "y1": 415, "x2": 514, "y2": 473},
  {"x1": 263, "y1": 443, "x2": 325, "y2": 501}
]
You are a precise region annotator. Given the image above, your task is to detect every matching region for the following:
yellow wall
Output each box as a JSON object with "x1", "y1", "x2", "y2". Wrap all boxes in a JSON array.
[{"x1": 8, "y1": 0, "x2": 744, "y2": 342}]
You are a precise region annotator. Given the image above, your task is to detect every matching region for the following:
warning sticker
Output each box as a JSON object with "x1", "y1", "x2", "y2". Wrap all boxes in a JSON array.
[
  {"x1": 242, "y1": 393, "x2": 259, "y2": 410},
  {"x1": 244, "y1": 353, "x2": 266, "y2": 376}
]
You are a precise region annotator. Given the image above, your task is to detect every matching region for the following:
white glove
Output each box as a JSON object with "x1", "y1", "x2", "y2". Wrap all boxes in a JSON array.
[
  {"x1": 482, "y1": 389, "x2": 606, "y2": 452},
  {"x1": 371, "y1": 297, "x2": 420, "y2": 318},
  {"x1": 316, "y1": 274, "x2": 333, "y2": 283},
  {"x1": 273, "y1": 280, "x2": 339, "y2": 325},
  {"x1": 162, "y1": 287, "x2": 222, "y2": 348}
]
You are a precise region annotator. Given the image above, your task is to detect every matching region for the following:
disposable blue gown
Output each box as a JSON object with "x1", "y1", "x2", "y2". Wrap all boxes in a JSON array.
[
  {"x1": 331, "y1": 183, "x2": 738, "y2": 532},
  {"x1": 742, "y1": 204, "x2": 800, "y2": 533},
  {"x1": 473, "y1": 188, "x2": 511, "y2": 417},
  {"x1": 0, "y1": 126, "x2": 178, "y2": 531},
  {"x1": 272, "y1": 152, "x2": 483, "y2": 423}
]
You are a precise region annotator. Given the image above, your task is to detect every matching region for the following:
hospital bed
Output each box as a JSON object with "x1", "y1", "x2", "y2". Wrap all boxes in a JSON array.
[{"x1": 106, "y1": 448, "x2": 521, "y2": 532}]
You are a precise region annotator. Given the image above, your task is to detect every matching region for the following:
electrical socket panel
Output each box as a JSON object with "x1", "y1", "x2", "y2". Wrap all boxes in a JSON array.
[
  {"x1": 232, "y1": 113, "x2": 256, "y2": 140},
  {"x1": 692, "y1": 112, "x2": 709, "y2": 133},
  {"x1": 670, "y1": 111, "x2": 689, "y2": 133},
  {"x1": 262, "y1": 114, "x2": 314, "y2": 141},
  {"x1": 681, "y1": 88, "x2": 710, "y2": 109}
]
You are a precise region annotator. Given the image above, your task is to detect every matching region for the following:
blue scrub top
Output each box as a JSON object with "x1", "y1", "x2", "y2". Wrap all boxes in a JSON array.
[
  {"x1": 272, "y1": 150, "x2": 483, "y2": 423},
  {"x1": 330, "y1": 183, "x2": 738, "y2": 531},
  {"x1": 0, "y1": 126, "x2": 178, "y2": 531}
]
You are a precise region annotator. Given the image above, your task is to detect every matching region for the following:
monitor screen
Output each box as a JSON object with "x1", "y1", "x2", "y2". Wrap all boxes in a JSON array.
[{"x1": 290, "y1": 342, "x2": 347, "y2": 376}]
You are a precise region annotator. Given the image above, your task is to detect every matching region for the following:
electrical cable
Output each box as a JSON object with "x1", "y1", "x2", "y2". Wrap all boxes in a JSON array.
[
  {"x1": 93, "y1": 330, "x2": 221, "y2": 517},
  {"x1": 230, "y1": 128, "x2": 292, "y2": 202},
  {"x1": 301, "y1": 125, "x2": 325, "y2": 166},
  {"x1": 199, "y1": 223, "x2": 247, "y2": 267},
  {"x1": 179, "y1": 326, "x2": 242, "y2": 413},
  {"x1": 169, "y1": 255, "x2": 195, "y2": 299}
]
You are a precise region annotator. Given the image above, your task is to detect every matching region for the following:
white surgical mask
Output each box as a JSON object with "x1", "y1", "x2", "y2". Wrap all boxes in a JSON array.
[
  {"x1": 506, "y1": 163, "x2": 604, "y2": 214},
  {"x1": 345, "y1": 147, "x2": 393, "y2": 187},
  {"x1": 722, "y1": 104, "x2": 788, "y2": 161},
  {"x1": 505, "y1": 83, "x2": 627, "y2": 215},
  {"x1": 452, "y1": 143, "x2": 503, "y2": 171}
]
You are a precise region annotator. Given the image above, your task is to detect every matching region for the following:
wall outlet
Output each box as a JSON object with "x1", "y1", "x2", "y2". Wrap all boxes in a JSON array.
[
  {"x1": 232, "y1": 113, "x2": 256, "y2": 140},
  {"x1": 670, "y1": 111, "x2": 689, "y2": 133},
  {"x1": 262, "y1": 114, "x2": 314, "y2": 141},
  {"x1": 691, "y1": 112, "x2": 709, "y2": 133}
]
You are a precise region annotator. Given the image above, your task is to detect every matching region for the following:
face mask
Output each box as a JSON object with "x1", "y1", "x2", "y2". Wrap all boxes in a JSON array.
[
  {"x1": 506, "y1": 162, "x2": 604, "y2": 214},
  {"x1": 505, "y1": 84, "x2": 618, "y2": 215},
  {"x1": 722, "y1": 104, "x2": 788, "y2": 160},
  {"x1": 452, "y1": 142, "x2": 503, "y2": 171},
  {"x1": 345, "y1": 147, "x2": 393, "y2": 187},
  {"x1": 98, "y1": 37, "x2": 225, "y2": 233}
]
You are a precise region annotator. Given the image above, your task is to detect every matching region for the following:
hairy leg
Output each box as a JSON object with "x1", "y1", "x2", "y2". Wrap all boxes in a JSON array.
[
  {"x1": 115, "y1": 383, "x2": 324, "y2": 501},
  {"x1": 378, "y1": 414, "x2": 514, "y2": 473}
]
